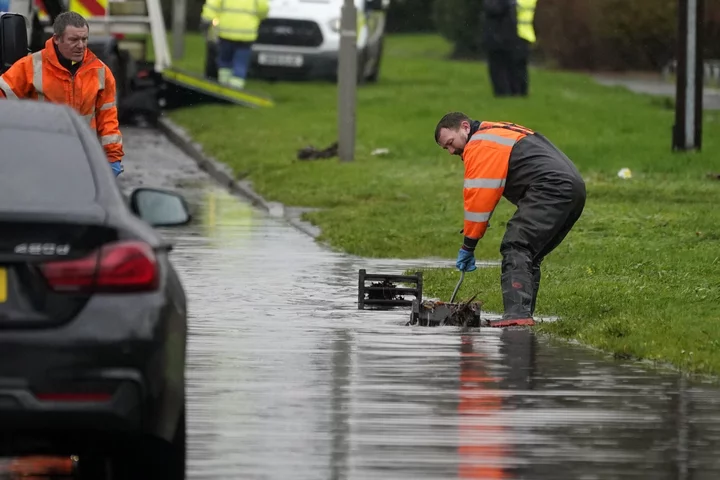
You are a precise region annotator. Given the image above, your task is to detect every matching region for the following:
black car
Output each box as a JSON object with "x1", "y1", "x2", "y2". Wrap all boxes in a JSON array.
[{"x1": 0, "y1": 99, "x2": 190, "y2": 479}]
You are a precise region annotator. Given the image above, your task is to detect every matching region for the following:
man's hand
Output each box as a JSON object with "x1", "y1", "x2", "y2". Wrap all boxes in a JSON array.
[
  {"x1": 456, "y1": 248, "x2": 477, "y2": 272},
  {"x1": 110, "y1": 161, "x2": 124, "y2": 177}
]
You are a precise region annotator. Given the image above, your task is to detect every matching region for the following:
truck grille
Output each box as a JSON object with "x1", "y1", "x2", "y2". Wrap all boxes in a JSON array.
[{"x1": 257, "y1": 19, "x2": 323, "y2": 47}]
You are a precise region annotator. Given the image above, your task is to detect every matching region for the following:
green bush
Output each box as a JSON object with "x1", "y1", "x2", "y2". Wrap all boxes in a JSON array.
[
  {"x1": 432, "y1": 0, "x2": 720, "y2": 71},
  {"x1": 386, "y1": 0, "x2": 436, "y2": 32},
  {"x1": 535, "y1": 0, "x2": 720, "y2": 70},
  {"x1": 432, "y1": 0, "x2": 485, "y2": 58}
]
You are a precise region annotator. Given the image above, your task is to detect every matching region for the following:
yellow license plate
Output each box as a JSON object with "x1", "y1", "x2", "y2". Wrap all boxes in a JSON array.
[{"x1": 0, "y1": 267, "x2": 6, "y2": 303}]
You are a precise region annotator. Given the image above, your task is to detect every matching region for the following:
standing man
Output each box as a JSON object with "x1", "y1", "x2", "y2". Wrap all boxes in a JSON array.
[
  {"x1": 201, "y1": 0, "x2": 269, "y2": 89},
  {"x1": 0, "y1": 11, "x2": 124, "y2": 177},
  {"x1": 482, "y1": 0, "x2": 517, "y2": 97},
  {"x1": 482, "y1": 0, "x2": 537, "y2": 97},
  {"x1": 434, "y1": 112, "x2": 586, "y2": 328}
]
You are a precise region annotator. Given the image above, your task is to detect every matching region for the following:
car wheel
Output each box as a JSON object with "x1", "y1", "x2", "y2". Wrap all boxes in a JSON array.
[
  {"x1": 366, "y1": 41, "x2": 384, "y2": 83},
  {"x1": 92, "y1": 410, "x2": 186, "y2": 479},
  {"x1": 356, "y1": 48, "x2": 368, "y2": 85},
  {"x1": 205, "y1": 41, "x2": 218, "y2": 80}
]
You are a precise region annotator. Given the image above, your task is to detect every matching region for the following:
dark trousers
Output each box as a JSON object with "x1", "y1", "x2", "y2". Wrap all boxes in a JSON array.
[
  {"x1": 487, "y1": 39, "x2": 530, "y2": 97},
  {"x1": 217, "y1": 38, "x2": 253, "y2": 79},
  {"x1": 499, "y1": 179, "x2": 586, "y2": 319}
]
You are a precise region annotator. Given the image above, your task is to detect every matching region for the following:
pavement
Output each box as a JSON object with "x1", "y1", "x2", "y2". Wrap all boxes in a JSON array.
[{"x1": 592, "y1": 72, "x2": 720, "y2": 110}]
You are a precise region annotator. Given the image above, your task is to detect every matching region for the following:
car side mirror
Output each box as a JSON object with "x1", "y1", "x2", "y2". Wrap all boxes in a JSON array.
[
  {"x1": 0, "y1": 13, "x2": 29, "y2": 74},
  {"x1": 129, "y1": 188, "x2": 192, "y2": 227}
]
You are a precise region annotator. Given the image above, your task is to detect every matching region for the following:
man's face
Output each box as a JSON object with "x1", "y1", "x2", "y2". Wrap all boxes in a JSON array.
[
  {"x1": 437, "y1": 121, "x2": 471, "y2": 156},
  {"x1": 55, "y1": 26, "x2": 89, "y2": 62}
]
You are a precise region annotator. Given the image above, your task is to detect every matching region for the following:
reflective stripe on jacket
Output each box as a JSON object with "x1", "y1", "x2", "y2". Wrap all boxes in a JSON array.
[
  {"x1": 461, "y1": 122, "x2": 534, "y2": 240},
  {"x1": 0, "y1": 38, "x2": 124, "y2": 163},
  {"x1": 201, "y1": 0, "x2": 269, "y2": 42},
  {"x1": 516, "y1": 0, "x2": 537, "y2": 44}
]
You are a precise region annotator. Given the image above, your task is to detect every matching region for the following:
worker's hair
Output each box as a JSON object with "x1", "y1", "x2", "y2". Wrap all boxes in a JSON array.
[
  {"x1": 434, "y1": 112, "x2": 471, "y2": 143},
  {"x1": 53, "y1": 11, "x2": 89, "y2": 37}
]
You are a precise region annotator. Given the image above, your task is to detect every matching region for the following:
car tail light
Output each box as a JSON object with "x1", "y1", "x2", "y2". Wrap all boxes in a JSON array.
[{"x1": 40, "y1": 240, "x2": 159, "y2": 293}]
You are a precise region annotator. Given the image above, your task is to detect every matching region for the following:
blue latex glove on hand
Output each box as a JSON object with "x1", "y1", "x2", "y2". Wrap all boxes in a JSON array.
[
  {"x1": 456, "y1": 248, "x2": 477, "y2": 272},
  {"x1": 110, "y1": 161, "x2": 124, "y2": 177}
]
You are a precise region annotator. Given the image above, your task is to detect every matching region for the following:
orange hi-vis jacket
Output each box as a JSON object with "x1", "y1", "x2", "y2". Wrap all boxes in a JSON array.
[
  {"x1": 461, "y1": 121, "x2": 535, "y2": 241},
  {"x1": 0, "y1": 38, "x2": 124, "y2": 164}
]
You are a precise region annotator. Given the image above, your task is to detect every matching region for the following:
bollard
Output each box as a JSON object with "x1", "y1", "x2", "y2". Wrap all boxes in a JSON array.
[{"x1": 337, "y1": 0, "x2": 357, "y2": 162}]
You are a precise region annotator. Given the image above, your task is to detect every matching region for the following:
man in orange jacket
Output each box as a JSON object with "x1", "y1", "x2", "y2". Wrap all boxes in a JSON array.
[
  {"x1": 435, "y1": 112, "x2": 586, "y2": 328},
  {"x1": 0, "y1": 11, "x2": 124, "y2": 176}
]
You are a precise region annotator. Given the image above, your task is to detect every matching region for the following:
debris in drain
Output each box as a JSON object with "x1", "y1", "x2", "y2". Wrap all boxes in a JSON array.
[
  {"x1": 357, "y1": 270, "x2": 422, "y2": 310},
  {"x1": 367, "y1": 280, "x2": 402, "y2": 301},
  {"x1": 409, "y1": 295, "x2": 483, "y2": 328},
  {"x1": 357, "y1": 269, "x2": 484, "y2": 328}
]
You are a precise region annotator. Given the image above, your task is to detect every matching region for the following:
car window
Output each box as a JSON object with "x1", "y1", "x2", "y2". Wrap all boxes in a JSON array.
[{"x1": 0, "y1": 128, "x2": 96, "y2": 206}]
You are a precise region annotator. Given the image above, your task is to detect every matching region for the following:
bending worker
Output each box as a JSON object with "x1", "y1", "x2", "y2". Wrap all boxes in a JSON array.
[
  {"x1": 434, "y1": 112, "x2": 586, "y2": 328},
  {"x1": 201, "y1": 0, "x2": 269, "y2": 89},
  {"x1": 0, "y1": 12, "x2": 124, "y2": 177}
]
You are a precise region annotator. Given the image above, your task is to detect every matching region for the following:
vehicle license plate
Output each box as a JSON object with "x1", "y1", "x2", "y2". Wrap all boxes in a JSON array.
[{"x1": 258, "y1": 53, "x2": 304, "y2": 67}]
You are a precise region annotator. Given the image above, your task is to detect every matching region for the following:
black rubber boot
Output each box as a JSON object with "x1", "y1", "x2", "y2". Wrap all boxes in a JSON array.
[
  {"x1": 489, "y1": 250, "x2": 536, "y2": 327},
  {"x1": 529, "y1": 264, "x2": 541, "y2": 317}
]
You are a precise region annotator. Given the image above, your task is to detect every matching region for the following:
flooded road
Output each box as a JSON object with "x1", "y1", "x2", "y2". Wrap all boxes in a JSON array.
[{"x1": 121, "y1": 127, "x2": 720, "y2": 480}]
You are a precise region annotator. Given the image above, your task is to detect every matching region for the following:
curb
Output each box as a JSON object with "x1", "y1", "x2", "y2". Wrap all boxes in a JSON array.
[{"x1": 156, "y1": 115, "x2": 323, "y2": 239}]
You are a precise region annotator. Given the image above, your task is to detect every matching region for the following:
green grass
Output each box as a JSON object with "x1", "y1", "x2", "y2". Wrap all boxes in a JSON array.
[{"x1": 167, "y1": 33, "x2": 720, "y2": 375}]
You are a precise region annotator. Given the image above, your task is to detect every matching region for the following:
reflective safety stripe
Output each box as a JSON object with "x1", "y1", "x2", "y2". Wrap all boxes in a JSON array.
[
  {"x1": 31, "y1": 52, "x2": 44, "y2": 101},
  {"x1": 82, "y1": 112, "x2": 95, "y2": 124},
  {"x1": 217, "y1": 27, "x2": 257, "y2": 35},
  {"x1": 100, "y1": 101, "x2": 115, "y2": 111},
  {"x1": 97, "y1": 67, "x2": 105, "y2": 90},
  {"x1": 223, "y1": 7, "x2": 256, "y2": 13},
  {"x1": 464, "y1": 211, "x2": 492, "y2": 223},
  {"x1": 0, "y1": 77, "x2": 17, "y2": 98},
  {"x1": 470, "y1": 133, "x2": 517, "y2": 147},
  {"x1": 464, "y1": 178, "x2": 506, "y2": 189},
  {"x1": 101, "y1": 134, "x2": 122, "y2": 145}
]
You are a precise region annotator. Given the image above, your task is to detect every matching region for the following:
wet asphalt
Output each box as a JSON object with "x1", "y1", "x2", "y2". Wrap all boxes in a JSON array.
[{"x1": 117, "y1": 126, "x2": 720, "y2": 479}]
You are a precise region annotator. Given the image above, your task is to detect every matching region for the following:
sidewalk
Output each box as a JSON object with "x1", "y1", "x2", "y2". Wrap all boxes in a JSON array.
[{"x1": 592, "y1": 72, "x2": 720, "y2": 110}]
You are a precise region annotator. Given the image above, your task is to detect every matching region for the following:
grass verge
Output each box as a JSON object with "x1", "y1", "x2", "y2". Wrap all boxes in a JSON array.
[{"x1": 167, "y1": 33, "x2": 720, "y2": 375}]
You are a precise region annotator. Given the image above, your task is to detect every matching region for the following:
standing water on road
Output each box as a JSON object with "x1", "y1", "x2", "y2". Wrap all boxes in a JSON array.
[{"x1": 122, "y1": 128, "x2": 720, "y2": 480}]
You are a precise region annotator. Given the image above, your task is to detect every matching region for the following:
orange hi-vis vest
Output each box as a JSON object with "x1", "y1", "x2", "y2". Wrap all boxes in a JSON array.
[
  {"x1": 0, "y1": 38, "x2": 124, "y2": 164},
  {"x1": 462, "y1": 122, "x2": 535, "y2": 240}
]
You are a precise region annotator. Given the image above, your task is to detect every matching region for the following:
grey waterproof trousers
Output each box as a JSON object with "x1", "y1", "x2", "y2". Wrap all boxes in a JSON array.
[{"x1": 499, "y1": 171, "x2": 586, "y2": 319}]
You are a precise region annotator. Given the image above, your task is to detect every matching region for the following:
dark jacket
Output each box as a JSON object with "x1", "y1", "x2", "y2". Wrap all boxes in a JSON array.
[{"x1": 482, "y1": 0, "x2": 518, "y2": 51}]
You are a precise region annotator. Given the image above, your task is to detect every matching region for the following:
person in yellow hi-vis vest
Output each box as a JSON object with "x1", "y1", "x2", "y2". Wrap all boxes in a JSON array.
[
  {"x1": 201, "y1": 0, "x2": 269, "y2": 89},
  {"x1": 482, "y1": 0, "x2": 536, "y2": 97}
]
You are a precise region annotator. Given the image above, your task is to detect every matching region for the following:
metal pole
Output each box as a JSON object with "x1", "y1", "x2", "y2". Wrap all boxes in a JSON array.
[
  {"x1": 172, "y1": 0, "x2": 187, "y2": 61},
  {"x1": 673, "y1": 0, "x2": 704, "y2": 151},
  {"x1": 337, "y1": 0, "x2": 357, "y2": 162}
]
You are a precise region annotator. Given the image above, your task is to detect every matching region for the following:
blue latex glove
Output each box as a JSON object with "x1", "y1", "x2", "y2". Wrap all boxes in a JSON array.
[
  {"x1": 110, "y1": 161, "x2": 124, "y2": 177},
  {"x1": 456, "y1": 248, "x2": 477, "y2": 272}
]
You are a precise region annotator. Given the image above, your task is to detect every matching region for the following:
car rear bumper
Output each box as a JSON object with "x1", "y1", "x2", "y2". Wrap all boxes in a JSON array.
[
  {"x1": 0, "y1": 289, "x2": 186, "y2": 453},
  {"x1": 0, "y1": 369, "x2": 143, "y2": 425}
]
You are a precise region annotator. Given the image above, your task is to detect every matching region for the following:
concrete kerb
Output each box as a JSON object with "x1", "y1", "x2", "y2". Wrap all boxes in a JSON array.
[{"x1": 156, "y1": 116, "x2": 323, "y2": 240}]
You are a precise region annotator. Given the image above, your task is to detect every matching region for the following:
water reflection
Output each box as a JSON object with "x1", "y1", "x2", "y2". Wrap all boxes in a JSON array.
[{"x1": 165, "y1": 185, "x2": 720, "y2": 480}]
